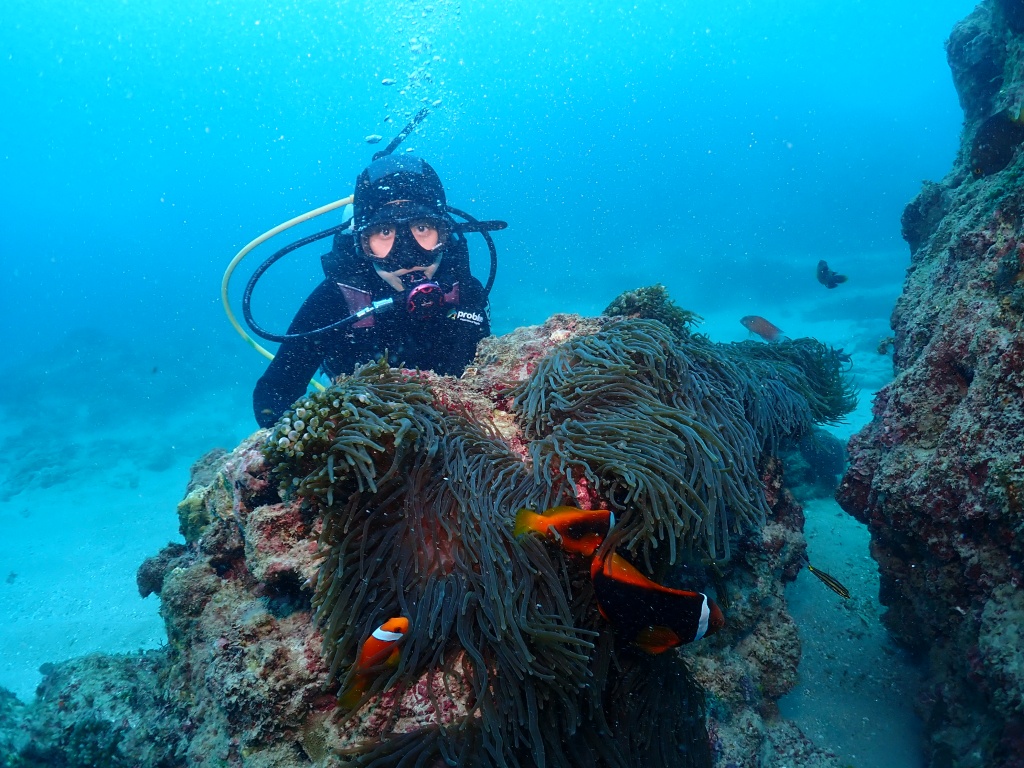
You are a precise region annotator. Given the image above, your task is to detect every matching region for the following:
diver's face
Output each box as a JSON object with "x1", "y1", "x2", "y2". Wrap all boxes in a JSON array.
[{"x1": 364, "y1": 219, "x2": 441, "y2": 258}]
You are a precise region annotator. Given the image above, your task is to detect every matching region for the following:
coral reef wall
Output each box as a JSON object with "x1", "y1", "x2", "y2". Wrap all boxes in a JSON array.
[{"x1": 838, "y1": 2, "x2": 1024, "y2": 766}]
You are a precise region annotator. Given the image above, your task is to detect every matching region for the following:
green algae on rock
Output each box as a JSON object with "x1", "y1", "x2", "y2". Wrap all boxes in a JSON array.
[{"x1": 602, "y1": 283, "x2": 702, "y2": 338}]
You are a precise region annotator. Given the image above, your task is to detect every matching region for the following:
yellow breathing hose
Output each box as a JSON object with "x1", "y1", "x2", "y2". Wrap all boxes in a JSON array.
[{"x1": 221, "y1": 194, "x2": 354, "y2": 392}]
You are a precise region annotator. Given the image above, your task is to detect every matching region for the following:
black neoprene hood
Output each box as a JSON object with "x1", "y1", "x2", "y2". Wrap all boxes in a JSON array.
[{"x1": 353, "y1": 155, "x2": 448, "y2": 233}]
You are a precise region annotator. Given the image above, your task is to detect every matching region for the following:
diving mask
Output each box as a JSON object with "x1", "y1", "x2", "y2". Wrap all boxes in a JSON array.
[
  {"x1": 360, "y1": 217, "x2": 449, "y2": 258},
  {"x1": 362, "y1": 216, "x2": 449, "y2": 290}
]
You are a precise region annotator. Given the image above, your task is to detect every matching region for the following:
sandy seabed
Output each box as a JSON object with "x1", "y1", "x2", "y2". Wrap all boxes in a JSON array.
[
  {"x1": 0, "y1": 384, "x2": 254, "y2": 702},
  {"x1": 781, "y1": 497, "x2": 925, "y2": 768}
]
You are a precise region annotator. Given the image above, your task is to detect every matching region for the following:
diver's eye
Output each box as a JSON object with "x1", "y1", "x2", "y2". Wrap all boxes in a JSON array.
[
  {"x1": 409, "y1": 220, "x2": 441, "y2": 249},
  {"x1": 364, "y1": 225, "x2": 397, "y2": 258}
]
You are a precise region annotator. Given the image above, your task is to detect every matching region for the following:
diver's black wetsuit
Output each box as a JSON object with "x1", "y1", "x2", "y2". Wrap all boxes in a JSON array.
[{"x1": 253, "y1": 238, "x2": 490, "y2": 428}]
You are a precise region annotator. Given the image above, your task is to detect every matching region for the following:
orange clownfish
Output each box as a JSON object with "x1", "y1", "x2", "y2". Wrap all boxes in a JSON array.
[
  {"x1": 513, "y1": 506, "x2": 615, "y2": 557},
  {"x1": 339, "y1": 617, "x2": 410, "y2": 709},
  {"x1": 590, "y1": 551, "x2": 725, "y2": 654},
  {"x1": 740, "y1": 315, "x2": 785, "y2": 343}
]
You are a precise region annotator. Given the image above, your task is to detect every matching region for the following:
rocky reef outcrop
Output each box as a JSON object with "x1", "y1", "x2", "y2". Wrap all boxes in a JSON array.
[
  {"x1": 0, "y1": 297, "x2": 854, "y2": 768},
  {"x1": 838, "y1": 2, "x2": 1024, "y2": 766}
]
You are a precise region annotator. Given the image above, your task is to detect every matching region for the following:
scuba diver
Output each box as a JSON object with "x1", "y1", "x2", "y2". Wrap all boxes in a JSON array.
[{"x1": 251, "y1": 152, "x2": 499, "y2": 427}]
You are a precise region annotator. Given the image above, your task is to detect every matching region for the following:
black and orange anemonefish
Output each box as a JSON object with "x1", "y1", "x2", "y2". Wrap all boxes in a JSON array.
[
  {"x1": 590, "y1": 549, "x2": 726, "y2": 654},
  {"x1": 513, "y1": 505, "x2": 615, "y2": 557},
  {"x1": 339, "y1": 616, "x2": 410, "y2": 709},
  {"x1": 514, "y1": 505, "x2": 725, "y2": 653}
]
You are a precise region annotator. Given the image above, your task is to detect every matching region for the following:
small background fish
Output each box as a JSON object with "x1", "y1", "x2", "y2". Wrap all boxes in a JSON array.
[
  {"x1": 807, "y1": 564, "x2": 850, "y2": 599},
  {"x1": 740, "y1": 315, "x2": 785, "y2": 342},
  {"x1": 816, "y1": 260, "x2": 848, "y2": 289}
]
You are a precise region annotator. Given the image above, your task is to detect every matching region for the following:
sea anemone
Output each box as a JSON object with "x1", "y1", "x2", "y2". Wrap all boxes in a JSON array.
[
  {"x1": 261, "y1": 312, "x2": 854, "y2": 767},
  {"x1": 512, "y1": 318, "x2": 853, "y2": 565}
]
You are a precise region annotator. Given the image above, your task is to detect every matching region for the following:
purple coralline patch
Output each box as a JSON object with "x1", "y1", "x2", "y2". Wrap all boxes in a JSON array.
[{"x1": 838, "y1": 2, "x2": 1024, "y2": 766}]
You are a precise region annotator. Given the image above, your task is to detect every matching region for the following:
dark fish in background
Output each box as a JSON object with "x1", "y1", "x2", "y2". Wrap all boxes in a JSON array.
[
  {"x1": 971, "y1": 109, "x2": 1024, "y2": 178},
  {"x1": 740, "y1": 315, "x2": 785, "y2": 342},
  {"x1": 816, "y1": 259, "x2": 848, "y2": 289},
  {"x1": 807, "y1": 564, "x2": 851, "y2": 599}
]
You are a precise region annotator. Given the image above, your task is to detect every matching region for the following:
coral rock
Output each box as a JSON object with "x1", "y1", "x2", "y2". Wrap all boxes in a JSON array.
[
  {"x1": 0, "y1": 311, "x2": 853, "y2": 768},
  {"x1": 838, "y1": 3, "x2": 1024, "y2": 765}
]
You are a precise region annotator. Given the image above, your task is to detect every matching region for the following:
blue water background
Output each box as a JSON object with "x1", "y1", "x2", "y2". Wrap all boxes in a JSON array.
[
  {"x1": 4, "y1": 0, "x2": 973, "y2": 401},
  {"x1": 0, "y1": 1, "x2": 975, "y2": 760}
]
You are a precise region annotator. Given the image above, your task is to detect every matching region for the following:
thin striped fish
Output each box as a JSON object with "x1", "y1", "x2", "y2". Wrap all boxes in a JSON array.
[{"x1": 807, "y1": 565, "x2": 851, "y2": 600}]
